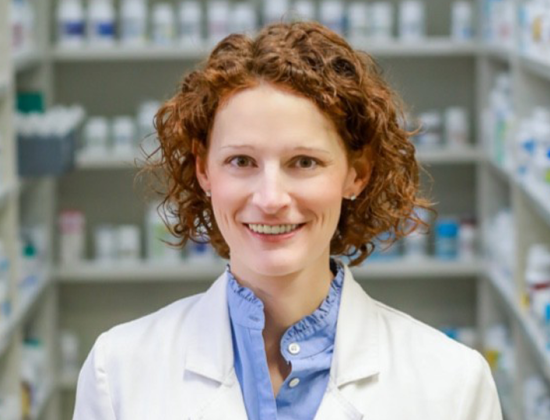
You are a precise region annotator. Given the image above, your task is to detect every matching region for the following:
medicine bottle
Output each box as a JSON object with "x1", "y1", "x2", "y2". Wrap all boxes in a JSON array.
[
  {"x1": 263, "y1": 0, "x2": 289, "y2": 25},
  {"x1": 445, "y1": 107, "x2": 470, "y2": 148},
  {"x1": 320, "y1": 0, "x2": 345, "y2": 35},
  {"x1": 347, "y1": 2, "x2": 370, "y2": 41},
  {"x1": 120, "y1": 0, "x2": 148, "y2": 46},
  {"x1": 370, "y1": 2, "x2": 394, "y2": 40},
  {"x1": 57, "y1": 0, "x2": 85, "y2": 47},
  {"x1": 87, "y1": 0, "x2": 116, "y2": 47},
  {"x1": 207, "y1": 1, "x2": 230, "y2": 43},
  {"x1": 230, "y1": 2, "x2": 257, "y2": 34},
  {"x1": 179, "y1": 1, "x2": 202, "y2": 45},
  {"x1": 291, "y1": 1, "x2": 315, "y2": 22},
  {"x1": 434, "y1": 218, "x2": 459, "y2": 260},
  {"x1": 398, "y1": 0, "x2": 426, "y2": 41},
  {"x1": 152, "y1": 3, "x2": 176, "y2": 46},
  {"x1": 451, "y1": 1, "x2": 474, "y2": 41},
  {"x1": 112, "y1": 116, "x2": 136, "y2": 154}
]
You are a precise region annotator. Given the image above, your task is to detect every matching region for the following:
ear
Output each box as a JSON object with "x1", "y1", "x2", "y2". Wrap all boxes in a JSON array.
[
  {"x1": 344, "y1": 146, "x2": 373, "y2": 198},
  {"x1": 193, "y1": 140, "x2": 211, "y2": 193}
]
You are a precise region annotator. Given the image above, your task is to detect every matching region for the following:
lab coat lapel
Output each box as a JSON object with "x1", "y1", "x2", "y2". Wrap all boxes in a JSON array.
[
  {"x1": 183, "y1": 269, "x2": 248, "y2": 419},
  {"x1": 314, "y1": 263, "x2": 381, "y2": 419}
]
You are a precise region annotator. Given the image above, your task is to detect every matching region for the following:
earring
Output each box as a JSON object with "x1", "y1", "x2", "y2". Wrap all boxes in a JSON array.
[
  {"x1": 348, "y1": 194, "x2": 356, "y2": 201},
  {"x1": 205, "y1": 190, "x2": 211, "y2": 198}
]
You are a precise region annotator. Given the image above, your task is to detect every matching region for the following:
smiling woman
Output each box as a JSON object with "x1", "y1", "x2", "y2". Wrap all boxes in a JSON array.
[{"x1": 72, "y1": 21, "x2": 503, "y2": 420}]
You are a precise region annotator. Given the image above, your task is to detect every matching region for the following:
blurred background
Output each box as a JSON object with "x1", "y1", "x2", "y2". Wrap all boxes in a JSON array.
[{"x1": 0, "y1": 0, "x2": 549, "y2": 419}]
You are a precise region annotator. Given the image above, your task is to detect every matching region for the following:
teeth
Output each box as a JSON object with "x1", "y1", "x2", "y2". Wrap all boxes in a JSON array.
[{"x1": 247, "y1": 224, "x2": 299, "y2": 235}]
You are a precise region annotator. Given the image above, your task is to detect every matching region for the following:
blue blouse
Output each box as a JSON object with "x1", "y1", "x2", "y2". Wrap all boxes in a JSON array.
[{"x1": 225, "y1": 258, "x2": 345, "y2": 420}]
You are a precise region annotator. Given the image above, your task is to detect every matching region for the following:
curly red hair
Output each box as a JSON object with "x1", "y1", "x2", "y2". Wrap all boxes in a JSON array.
[{"x1": 138, "y1": 20, "x2": 433, "y2": 267}]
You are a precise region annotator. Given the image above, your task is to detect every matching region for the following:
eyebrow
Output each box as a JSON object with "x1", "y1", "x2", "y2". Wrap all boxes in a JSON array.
[{"x1": 220, "y1": 144, "x2": 332, "y2": 155}]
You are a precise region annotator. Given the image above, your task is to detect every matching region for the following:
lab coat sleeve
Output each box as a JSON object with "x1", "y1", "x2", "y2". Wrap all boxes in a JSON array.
[
  {"x1": 72, "y1": 332, "x2": 117, "y2": 420},
  {"x1": 457, "y1": 349, "x2": 503, "y2": 420}
]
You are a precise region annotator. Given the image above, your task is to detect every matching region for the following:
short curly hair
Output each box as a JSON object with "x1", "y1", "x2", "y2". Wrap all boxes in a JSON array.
[{"x1": 139, "y1": 20, "x2": 433, "y2": 267}]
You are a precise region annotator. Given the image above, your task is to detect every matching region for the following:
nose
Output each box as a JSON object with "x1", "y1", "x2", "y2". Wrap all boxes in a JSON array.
[{"x1": 250, "y1": 165, "x2": 292, "y2": 214}]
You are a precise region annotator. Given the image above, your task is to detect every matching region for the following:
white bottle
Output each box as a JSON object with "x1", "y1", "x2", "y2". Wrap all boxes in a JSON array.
[
  {"x1": 152, "y1": 3, "x2": 175, "y2": 46},
  {"x1": 291, "y1": 1, "x2": 315, "y2": 22},
  {"x1": 112, "y1": 116, "x2": 136, "y2": 155},
  {"x1": 320, "y1": 1, "x2": 345, "y2": 35},
  {"x1": 83, "y1": 117, "x2": 109, "y2": 156},
  {"x1": 370, "y1": 2, "x2": 394, "y2": 40},
  {"x1": 230, "y1": 3, "x2": 257, "y2": 34},
  {"x1": 451, "y1": 1, "x2": 474, "y2": 41},
  {"x1": 347, "y1": 2, "x2": 370, "y2": 41},
  {"x1": 58, "y1": 210, "x2": 86, "y2": 265},
  {"x1": 117, "y1": 225, "x2": 141, "y2": 263},
  {"x1": 445, "y1": 107, "x2": 470, "y2": 148},
  {"x1": 120, "y1": 0, "x2": 147, "y2": 46},
  {"x1": 146, "y1": 202, "x2": 182, "y2": 263},
  {"x1": 208, "y1": 1, "x2": 230, "y2": 44},
  {"x1": 416, "y1": 111, "x2": 442, "y2": 148},
  {"x1": 399, "y1": 0, "x2": 425, "y2": 41},
  {"x1": 94, "y1": 225, "x2": 117, "y2": 263},
  {"x1": 57, "y1": 0, "x2": 85, "y2": 47},
  {"x1": 458, "y1": 219, "x2": 477, "y2": 260},
  {"x1": 525, "y1": 244, "x2": 550, "y2": 322},
  {"x1": 59, "y1": 330, "x2": 80, "y2": 378},
  {"x1": 263, "y1": 0, "x2": 289, "y2": 25},
  {"x1": 179, "y1": 1, "x2": 202, "y2": 45},
  {"x1": 87, "y1": 0, "x2": 116, "y2": 47}
]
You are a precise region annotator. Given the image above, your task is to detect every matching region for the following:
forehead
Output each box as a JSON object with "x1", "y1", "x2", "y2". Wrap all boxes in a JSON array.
[{"x1": 209, "y1": 83, "x2": 344, "y2": 153}]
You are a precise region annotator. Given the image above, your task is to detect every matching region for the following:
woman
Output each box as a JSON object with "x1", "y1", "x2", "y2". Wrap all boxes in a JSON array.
[{"x1": 73, "y1": 21, "x2": 502, "y2": 420}]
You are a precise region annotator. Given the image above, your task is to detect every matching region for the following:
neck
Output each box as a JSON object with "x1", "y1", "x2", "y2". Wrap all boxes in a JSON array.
[{"x1": 229, "y1": 253, "x2": 335, "y2": 354}]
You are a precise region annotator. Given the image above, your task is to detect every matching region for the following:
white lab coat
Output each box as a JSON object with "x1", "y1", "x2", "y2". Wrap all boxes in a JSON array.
[{"x1": 73, "y1": 263, "x2": 503, "y2": 420}]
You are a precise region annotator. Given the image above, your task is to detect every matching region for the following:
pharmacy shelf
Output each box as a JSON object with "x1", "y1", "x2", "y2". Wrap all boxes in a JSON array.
[
  {"x1": 0, "y1": 180, "x2": 21, "y2": 210},
  {"x1": 14, "y1": 47, "x2": 43, "y2": 73},
  {"x1": 30, "y1": 379, "x2": 55, "y2": 420},
  {"x1": 52, "y1": 44, "x2": 211, "y2": 61},
  {"x1": 416, "y1": 147, "x2": 482, "y2": 164},
  {"x1": 55, "y1": 258, "x2": 481, "y2": 283},
  {"x1": 0, "y1": 267, "x2": 52, "y2": 360},
  {"x1": 352, "y1": 38, "x2": 478, "y2": 57},
  {"x1": 76, "y1": 150, "x2": 144, "y2": 170},
  {"x1": 520, "y1": 55, "x2": 550, "y2": 83},
  {"x1": 53, "y1": 38, "x2": 477, "y2": 62},
  {"x1": 0, "y1": 76, "x2": 9, "y2": 99},
  {"x1": 516, "y1": 177, "x2": 550, "y2": 228},
  {"x1": 484, "y1": 264, "x2": 550, "y2": 381},
  {"x1": 481, "y1": 43, "x2": 512, "y2": 63}
]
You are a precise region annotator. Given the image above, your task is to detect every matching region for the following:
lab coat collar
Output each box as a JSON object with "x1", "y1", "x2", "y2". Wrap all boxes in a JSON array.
[{"x1": 184, "y1": 260, "x2": 381, "y2": 387}]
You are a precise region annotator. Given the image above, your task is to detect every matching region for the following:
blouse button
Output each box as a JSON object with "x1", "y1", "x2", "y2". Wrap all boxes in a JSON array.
[
  {"x1": 289, "y1": 378, "x2": 300, "y2": 388},
  {"x1": 288, "y1": 342, "x2": 300, "y2": 355}
]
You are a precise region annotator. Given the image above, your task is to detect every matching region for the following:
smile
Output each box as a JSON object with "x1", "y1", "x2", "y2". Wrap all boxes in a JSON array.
[{"x1": 244, "y1": 223, "x2": 306, "y2": 236}]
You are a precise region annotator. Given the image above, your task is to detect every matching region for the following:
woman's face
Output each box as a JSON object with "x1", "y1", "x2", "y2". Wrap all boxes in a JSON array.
[{"x1": 196, "y1": 83, "x2": 366, "y2": 277}]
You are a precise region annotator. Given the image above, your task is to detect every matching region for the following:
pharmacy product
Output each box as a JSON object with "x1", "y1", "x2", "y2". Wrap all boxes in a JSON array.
[
  {"x1": 531, "y1": 107, "x2": 550, "y2": 188},
  {"x1": 230, "y1": 2, "x2": 257, "y2": 34},
  {"x1": 57, "y1": 0, "x2": 85, "y2": 47},
  {"x1": 120, "y1": 0, "x2": 147, "y2": 46},
  {"x1": 0, "y1": 394, "x2": 21, "y2": 420},
  {"x1": 514, "y1": 120, "x2": 535, "y2": 178},
  {"x1": 525, "y1": 244, "x2": 550, "y2": 321},
  {"x1": 117, "y1": 225, "x2": 141, "y2": 262},
  {"x1": 83, "y1": 117, "x2": 109, "y2": 155},
  {"x1": 435, "y1": 218, "x2": 459, "y2": 260},
  {"x1": 146, "y1": 202, "x2": 182, "y2": 262},
  {"x1": 137, "y1": 100, "x2": 161, "y2": 156},
  {"x1": 416, "y1": 111, "x2": 442, "y2": 148},
  {"x1": 60, "y1": 330, "x2": 80, "y2": 377},
  {"x1": 398, "y1": 1, "x2": 426, "y2": 41},
  {"x1": 87, "y1": 0, "x2": 116, "y2": 46},
  {"x1": 458, "y1": 218, "x2": 477, "y2": 260},
  {"x1": 58, "y1": 210, "x2": 85, "y2": 265},
  {"x1": 451, "y1": 1, "x2": 474, "y2": 40},
  {"x1": 179, "y1": 1, "x2": 202, "y2": 45},
  {"x1": 94, "y1": 225, "x2": 117, "y2": 263},
  {"x1": 263, "y1": 0, "x2": 289, "y2": 25},
  {"x1": 347, "y1": 2, "x2": 370, "y2": 40},
  {"x1": 112, "y1": 116, "x2": 136, "y2": 154},
  {"x1": 152, "y1": 3, "x2": 175, "y2": 46},
  {"x1": 292, "y1": 1, "x2": 315, "y2": 21},
  {"x1": 445, "y1": 107, "x2": 470, "y2": 148},
  {"x1": 320, "y1": 1, "x2": 345, "y2": 35},
  {"x1": 403, "y1": 207, "x2": 430, "y2": 259},
  {"x1": 371, "y1": 2, "x2": 394, "y2": 40},
  {"x1": 208, "y1": 1, "x2": 230, "y2": 43}
]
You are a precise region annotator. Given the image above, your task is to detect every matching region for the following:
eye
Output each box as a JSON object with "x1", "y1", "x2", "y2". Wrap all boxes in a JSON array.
[
  {"x1": 294, "y1": 156, "x2": 319, "y2": 169},
  {"x1": 228, "y1": 155, "x2": 253, "y2": 167}
]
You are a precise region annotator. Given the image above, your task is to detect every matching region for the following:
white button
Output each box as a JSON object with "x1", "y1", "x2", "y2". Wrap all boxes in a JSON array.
[
  {"x1": 288, "y1": 342, "x2": 300, "y2": 355},
  {"x1": 289, "y1": 378, "x2": 300, "y2": 388}
]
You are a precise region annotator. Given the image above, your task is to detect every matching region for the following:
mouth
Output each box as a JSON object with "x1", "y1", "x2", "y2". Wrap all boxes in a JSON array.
[{"x1": 243, "y1": 222, "x2": 307, "y2": 237}]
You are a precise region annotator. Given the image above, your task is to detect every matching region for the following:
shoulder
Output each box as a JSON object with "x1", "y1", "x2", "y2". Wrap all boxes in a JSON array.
[{"x1": 99, "y1": 292, "x2": 204, "y2": 358}]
